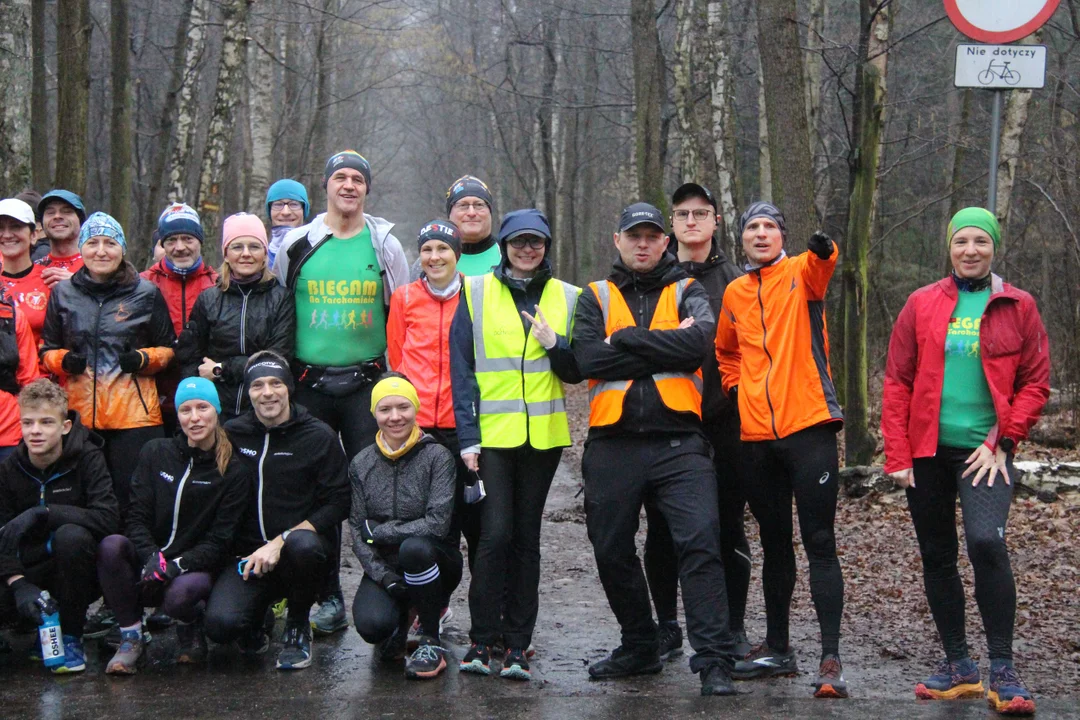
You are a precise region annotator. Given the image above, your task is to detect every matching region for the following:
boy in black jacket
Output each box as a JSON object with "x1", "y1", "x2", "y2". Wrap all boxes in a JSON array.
[
  {"x1": 205, "y1": 351, "x2": 350, "y2": 671},
  {"x1": 0, "y1": 380, "x2": 118, "y2": 673}
]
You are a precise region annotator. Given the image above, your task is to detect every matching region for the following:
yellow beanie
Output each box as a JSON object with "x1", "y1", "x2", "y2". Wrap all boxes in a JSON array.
[{"x1": 370, "y1": 377, "x2": 420, "y2": 413}]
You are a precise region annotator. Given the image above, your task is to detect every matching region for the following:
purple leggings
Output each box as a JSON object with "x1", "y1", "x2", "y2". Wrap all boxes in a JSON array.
[{"x1": 97, "y1": 534, "x2": 213, "y2": 627}]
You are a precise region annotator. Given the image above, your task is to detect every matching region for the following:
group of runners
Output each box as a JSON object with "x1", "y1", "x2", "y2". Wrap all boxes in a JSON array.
[{"x1": 0, "y1": 149, "x2": 1049, "y2": 715}]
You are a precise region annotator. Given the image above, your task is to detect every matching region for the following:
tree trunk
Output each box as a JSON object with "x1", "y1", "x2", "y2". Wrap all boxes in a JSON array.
[
  {"x1": 707, "y1": 0, "x2": 739, "y2": 257},
  {"x1": 110, "y1": 0, "x2": 134, "y2": 239},
  {"x1": 538, "y1": 6, "x2": 559, "y2": 235},
  {"x1": 756, "y1": 52, "x2": 772, "y2": 202},
  {"x1": 166, "y1": 0, "x2": 211, "y2": 203},
  {"x1": 283, "y1": 16, "x2": 300, "y2": 178},
  {"x1": 947, "y1": 88, "x2": 973, "y2": 221},
  {"x1": 30, "y1": 0, "x2": 49, "y2": 189},
  {"x1": 805, "y1": 0, "x2": 828, "y2": 218},
  {"x1": 578, "y1": 24, "x2": 600, "y2": 281},
  {"x1": 306, "y1": 0, "x2": 335, "y2": 208},
  {"x1": 0, "y1": 0, "x2": 32, "y2": 196},
  {"x1": 631, "y1": 0, "x2": 667, "y2": 212},
  {"x1": 55, "y1": 0, "x2": 92, "y2": 195},
  {"x1": 248, "y1": 15, "x2": 275, "y2": 213},
  {"x1": 673, "y1": 0, "x2": 699, "y2": 180},
  {"x1": 756, "y1": 0, "x2": 816, "y2": 245},
  {"x1": 841, "y1": 0, "x2": 892, "y2": 466},
  {"x1": 994, "y1": 31, "x2": 1041, "y2": 248},
  {"x1": 196, "y1": 0, "x2": 251, "y2": 263}
]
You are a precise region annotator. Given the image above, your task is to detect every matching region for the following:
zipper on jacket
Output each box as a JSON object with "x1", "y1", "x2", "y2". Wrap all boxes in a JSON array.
[
  {"x1": 392, "y1": 462, "x2": 400, "y2": 518},
  {"x1": 91, "y1": 298, "x2": 104, "y2": 428},
  {"x1": 257, "y1": 433, "x2": 271, "y2": 541},
  {"x1": 636, "y1": 284, "x2": 648, "y2": 430},
  {"x1": 181, "y1": 277, "x2": 187, "y2": 328},
  {"x1": 160, "y1": 459, "x2": 194, "y2": 553},
  {"x1": 235, "y1": 287, "x2": 252, "y2": 415},
  {"x1": 755, "y1": 272, "x2": 780, "y2": 440},
  {"x1": 434, "y1": 301, "x2": 445, "y2": 424}
]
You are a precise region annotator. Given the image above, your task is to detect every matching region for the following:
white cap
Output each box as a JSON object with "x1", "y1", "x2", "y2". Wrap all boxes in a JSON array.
[{"x1": 0, "y1": 198, "x2": 35, "y2": 226}]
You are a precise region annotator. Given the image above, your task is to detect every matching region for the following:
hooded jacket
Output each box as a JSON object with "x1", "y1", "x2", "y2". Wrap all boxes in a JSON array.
[
  {"x1": 224, "y1": 403, "x2": 350, "y2": 555},
  {"x1": 348, "y1": 434, "x2": 455, "y2": 584},
  {"x1": 272, "y1": 212, "x2": 409, "y2": 306},
  {"x1": 573, "y1": 254, "x2": 715, "y2": 440},
  {"x1": 177, "y1": 276, "x2": 296, "y2": 417},
  {"x1": 40, "y1": 263, "x2": 176, "y2": 430},
  {"x1": 125, "y1": 434, "x2": 250, "y2": 572},
  {"x1": 140, "y1": 258, "x2": 218, "y2": 335},
  {"x1": 0, "y1": 411, "x2": 118, "y2": 578}
]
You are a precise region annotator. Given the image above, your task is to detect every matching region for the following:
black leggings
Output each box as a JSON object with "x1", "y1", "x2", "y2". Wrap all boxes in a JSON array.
[
  {"x1": 908, "y1": 446, "x2": 1016, "y2": 662},
  {"x1": 741, "y1": 424, "x2": 844, "y2": 657},
  {"x1": 99, "y1": 426, "x2": 165, "y2": 523},
  {"x1": 644, "y1": 419, "x2": 751, "y2": 631},
  {"x1": 352, "y1": 537, "x2": 463, "y2": 645}
]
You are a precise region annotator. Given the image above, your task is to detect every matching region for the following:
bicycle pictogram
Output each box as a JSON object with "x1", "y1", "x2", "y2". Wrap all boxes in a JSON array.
[{"x1": 978, "y1": 59, "x2": 1021, "y2": 85}]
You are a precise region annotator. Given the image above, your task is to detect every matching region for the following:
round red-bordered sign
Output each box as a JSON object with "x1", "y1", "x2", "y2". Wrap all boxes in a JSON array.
[{"x1": 944, "y1": 0, "x2": 1060, "y2": 44}]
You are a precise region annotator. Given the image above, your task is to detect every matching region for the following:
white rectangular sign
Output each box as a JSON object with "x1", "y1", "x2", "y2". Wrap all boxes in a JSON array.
[{"x1": 954, "y1": 44, "x2": 1046, "y2": 89}]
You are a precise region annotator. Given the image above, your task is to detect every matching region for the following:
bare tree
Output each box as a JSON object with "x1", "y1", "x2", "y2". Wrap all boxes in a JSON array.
[
  {"x1": 30, "y1": 0, "x2": 48, "y2": 189},
  {"x1": 55, "y1": 0, "x2": 92, "y2": 195},
  {"x1": 166, "y1": 0, "x2": 211, "y2": 203},
  {"x1": 0, "y1": 0, "x2": 32, "y2": 196},
  {"x1": 248, "y1": 11, "x2": 276, "y2": 212},
  {"x1": 995, "y1": 31, "x2": 1042, "y2": 248},
  {"x1": 707, "y1": 0, "x2": 739, "y2": 255},
  {"x1": 632, "y1": 0, "x2": 667, "y2": 211},
  {"x1": 110, "y1": 0, "x2": 133, "y2": 235},
  {"x1": 674, "y1": 0, "x2": 700, "y2": 179}
]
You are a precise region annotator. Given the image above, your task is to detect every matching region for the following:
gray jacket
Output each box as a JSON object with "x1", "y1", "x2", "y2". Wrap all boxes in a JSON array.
[
  {"x1": 348, "y1": 434, "x2": 455, "y2": 583},
  {"x1": 272, "y1": 211, "x2": 409, "y2": 306}
]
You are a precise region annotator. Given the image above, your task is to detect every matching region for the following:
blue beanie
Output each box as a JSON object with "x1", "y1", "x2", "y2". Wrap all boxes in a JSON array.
[
  {"x1": 174, "y1": 377, "x2": 221, "y2": 414},
  {"x1": 266, "y1": 179, "x2": 310, "y2": 222},
  {"x1": 158, "y1": 203, "x2": 204, "y2": 244},
  {"x1": 36, "y1": 189, "x2": 87, "y2": 224},
  {"x1": 78, "y1": 212, "x2": 127, "y2": 254}
]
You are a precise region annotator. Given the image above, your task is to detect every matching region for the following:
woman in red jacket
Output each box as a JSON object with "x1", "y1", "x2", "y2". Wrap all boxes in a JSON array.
[
  {"x1": 386, "y1": 221, "x2": 472, "y2": 635},
  {"x1": 882, "y1": 208, "x2": 1049, "y2": 715}
]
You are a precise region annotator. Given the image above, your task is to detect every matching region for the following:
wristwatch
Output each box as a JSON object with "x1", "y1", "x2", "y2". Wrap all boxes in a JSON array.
[
  {"x1": 999, "y1": 437, "x2": 1016, "y2": 453},
  {"x1": 212, "y1": 363, "x2": 223, "y2": 378}
]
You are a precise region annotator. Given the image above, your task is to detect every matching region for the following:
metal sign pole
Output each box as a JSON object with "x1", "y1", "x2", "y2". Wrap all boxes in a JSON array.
[{"x1": 987, "y1": 89, "x2": 1003, "y2": 215}]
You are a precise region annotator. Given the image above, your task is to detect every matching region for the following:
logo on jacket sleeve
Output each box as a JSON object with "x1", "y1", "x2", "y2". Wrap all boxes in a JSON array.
[
  {"x1": 239, "y1": 447, "x2": 258, "y2": 457},
  {"x1": 159, "y1": 471, "x2": 175, "y2": 483}
]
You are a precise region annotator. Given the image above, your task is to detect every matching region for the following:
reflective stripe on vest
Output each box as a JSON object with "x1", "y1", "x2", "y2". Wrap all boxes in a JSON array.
[
  {"x1": 587, "y1": 278, "x2": 703, "y2": 427},
  {"x1": 465, "y1": 274, "x2": 580, "y2": 449}
]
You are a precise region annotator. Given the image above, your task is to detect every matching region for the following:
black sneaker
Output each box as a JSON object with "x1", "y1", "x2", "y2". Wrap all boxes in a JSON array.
[
  {"x1": 813, "y1": 654, "x2": 849, "y2": 698},
  {"x1": 276, "y1": 622, "x2": 312, "y2": 670},
  {"x1": 588, "y1": 645, "x2": 663, "y2": 679},
  {"x1": 701, "y1": 661, "x2": 737, "y2": 696},
  {"x1": 238, "y1": 627, "x2": 270, "y2": 656},
  {"x1": 658, "y1": 621, "x2": 683, "y2": 661},
  {"x1": 145, "y1": 610, "x2": 174, "y2": 630},
  {"x1": 377, "y1": 626, "x2": 407, "y2": 663},
  {"x1": 405, "y1": 637, "x2": 448, "y2": 679},
  {"x1": 499, "y1": 648, "x2": 531, "y2": 681},
  {"x1": 732, "y1": 642, "x2": 798, "y2": 680},
  {"x1": 175, "y1": 619, "x2": 207, "y2": 664},
  {"x1": 83, "y1": 606, "x2": 116, "y2": 639},
  {"x1": 459, "y1": 643, "x2": 492, "y2": 676},
  {"x1": 732, "y1": 628, "x2": 753, "y2": 658}
]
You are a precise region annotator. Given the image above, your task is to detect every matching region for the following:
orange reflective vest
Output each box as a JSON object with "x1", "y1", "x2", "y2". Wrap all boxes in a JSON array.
[{"x1": 587, "y1": 279, "x2": 703, "y2": 427}]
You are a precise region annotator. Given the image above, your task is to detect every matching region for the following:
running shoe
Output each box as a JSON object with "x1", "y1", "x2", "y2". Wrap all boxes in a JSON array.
[
  {"x1": 492, "y1": 639, "x2": 536, "y2": 658},
  {"x1": 83, "y1": 606, "x2": 116, "y2": 639},
  {"x1": 105, "y1": 629, "x2": 144, "y2": 675},
  {"x1": 407, "y1": 607, "x2": 452, "y2": 651},
  {"x1": 175, "y1": 619, "x2": 208, "y2": 664},
  {"x1": 987, "y1": 662, "x2": 1036, "y2": 715},
  {"x1": 377, "y1": 626, "x2": 407, "y2": 662},
  {"x1": 50, "y1": 635, "x2": 86, "y2": 674},
  {"x1": 145, "y1": 610, "x2": 174, "y2": 630},
  {"x1": 460, "y1": 642, "x2": 492, "y2": 676},
  {"x1": 731, "y1": 642, "x2": 798, "y2": 680},
  {"x1": 405, "y1": 637, "x2": 448, "y2": 679},
  {"x1": 500, "y1": 648, "x2": 531, "y2": 681},
  {"x1": 588, "y1": 645, "x2": 663, "y2": 679},
  {"x1": 658, "y1": 620, "x2": 683, "y2": 661},
  {"x1": 276, "y1": 622, "x2": 313, "y2": 670},
  {"x1": 238, "y1": 627, "x2": 270, "y2": 656},
  {"x1": 310, "y1": 594, "x2": 348, "y2": 636},
  {"x1": 700, "y1": 661, "x2": 737, "y2": 696},
  {"x1": 914, "y1": 657, "x2": 984, "y2": 700},
  {"x1": 813, "y1": 654, "x2": 849, "y2": 698},
  {"x1": 732, "y1": 628, "x2": 754, "y2": 658},
  {"x1": 104, "y1": 624, "x2": 152, "y2": 649}
]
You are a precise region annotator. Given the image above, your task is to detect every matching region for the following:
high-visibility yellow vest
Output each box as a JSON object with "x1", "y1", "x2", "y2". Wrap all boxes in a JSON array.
[
  {"x1": 587, "y1": 278, "x2": 703, "y2": 427},
  {"x1": 464, "y1": 273, "x2": 580, "y2": 449}
]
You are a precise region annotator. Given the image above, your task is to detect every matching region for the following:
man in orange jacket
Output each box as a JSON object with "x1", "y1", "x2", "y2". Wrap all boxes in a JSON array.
[{"x1": 715, "y1": 201, "x2": 847, "y2": 699}]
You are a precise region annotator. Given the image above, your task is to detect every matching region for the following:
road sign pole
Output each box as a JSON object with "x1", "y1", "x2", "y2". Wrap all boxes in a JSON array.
[{"x1": 987, "y1": 90, "x2": 1003, "y2": 215}]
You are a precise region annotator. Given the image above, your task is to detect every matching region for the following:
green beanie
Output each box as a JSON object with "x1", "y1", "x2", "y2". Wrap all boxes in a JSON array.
[{"x1": 947, "y1": 207, "x2": 1000, "y2": 251}]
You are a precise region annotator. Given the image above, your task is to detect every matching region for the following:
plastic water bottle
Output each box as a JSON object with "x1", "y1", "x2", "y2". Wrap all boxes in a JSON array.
[{"x1": 37, "y1": 591, "x2": 64, "y2": 668}]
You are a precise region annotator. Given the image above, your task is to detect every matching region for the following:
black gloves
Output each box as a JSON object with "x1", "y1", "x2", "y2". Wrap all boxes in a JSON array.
[
  {"x1": 140, "y1": 551, "x2": 182, "y2": 585},
  {"x1": 381, "y1": 573, "x2": 409, "y2": 602},
  {"x1": 359, "y1": 520, "x2": 378, "y2": 545},
  {"x1": 0, "y1": 506, "x2": 49, "y2": 552},
  {"x1": 807, "y1": 231, "x2": 834, "y2": 260},
  {"x1": 119, "y1": 347, "x2": 148, "y2": 373},
  {"x1": 61, "y1": 351, "x2": 87, "y2": 376},
  {"x1": 727, "y1": 386, "x2": 738, "y2": 407},
  {"x1": 10, "y1": 577, "x2": 51, "y2": 623}
]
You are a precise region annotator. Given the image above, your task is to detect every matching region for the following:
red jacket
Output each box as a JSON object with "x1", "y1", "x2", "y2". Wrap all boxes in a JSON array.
[
  {"x1": 141, "y1": 259, "x2": 218, "y2": 335},
  {"x1": 881, "y1": 275, "x2": 1050, "y2": 473},
  {"x1": 0, "y1": 300, "x2": 44, "y2": 447},
  {"x1": 386, "y1": 277, "x2": 460, "y2": 430}
]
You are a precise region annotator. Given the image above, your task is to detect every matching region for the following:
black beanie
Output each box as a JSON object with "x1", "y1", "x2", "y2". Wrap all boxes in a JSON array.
[{"x1": 445, "y1": 175, "x2": 493, "y2": 214}]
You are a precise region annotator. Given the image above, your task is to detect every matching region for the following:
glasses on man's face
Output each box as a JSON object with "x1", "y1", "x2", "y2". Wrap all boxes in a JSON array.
[
  {"x1": 507, "y1": 236, "x2": 546, "y2": 250},
  {"x1": 271, "y1": 201, "x2": 303, "y2": 212},
  {"x1": 672, "y1": 208, "x2": 714, "y2": 222},
  {"x1": 452, "y1": 201, "x2": 489, "y2": 214}
]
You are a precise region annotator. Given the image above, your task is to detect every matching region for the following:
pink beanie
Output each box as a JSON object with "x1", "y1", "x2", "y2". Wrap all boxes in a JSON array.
[{"x1": 222, "y1": 212, "x2": 269, "y2": 254}]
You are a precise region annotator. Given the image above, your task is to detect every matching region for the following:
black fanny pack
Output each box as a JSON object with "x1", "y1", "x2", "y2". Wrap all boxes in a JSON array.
[{"x1": 293, "y1": 359, "x2": 385, "y2": 398}]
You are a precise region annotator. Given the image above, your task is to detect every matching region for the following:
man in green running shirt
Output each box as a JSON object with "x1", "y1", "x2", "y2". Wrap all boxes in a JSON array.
[
  {"x1": 409, "y1": 175, "x2": 500, "y2": 281},
  {"x1": 273, "y1": 149, "x2": 409, "y2": 635}
]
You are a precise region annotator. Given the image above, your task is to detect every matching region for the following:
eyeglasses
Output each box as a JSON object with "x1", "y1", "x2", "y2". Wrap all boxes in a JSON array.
[
  {"x1": 672, "y1": 208, "x2": 714, "y2": 222},
  {"x1": 270, "y1": 201, "x2": 303, "y2": 212},
  {"x1": 452, "y1": 201, "x2": 489, "y2": 213},
  {"x1": 507, "y1": 236, "x2": 546, "y2": 250}
]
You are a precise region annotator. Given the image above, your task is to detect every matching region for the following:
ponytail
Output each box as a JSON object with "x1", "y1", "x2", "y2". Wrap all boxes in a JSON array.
[{"x1": 214, "y1": 426, "x2": 233, "y2": 476}]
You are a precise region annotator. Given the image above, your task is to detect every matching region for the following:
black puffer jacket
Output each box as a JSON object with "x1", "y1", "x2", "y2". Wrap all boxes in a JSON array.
[
  {"x1": 125, "y1": 434, "x2": 250, "y2": 572},
  {"x1": 348, "y1": 434, "x2": 455, "y2": 584},
  {"x1": 177, "y1": 276, "x2": 296, "y2": 417},
  {"x1": 0, "y1": 412, "x2": 118, "y2": 577}
]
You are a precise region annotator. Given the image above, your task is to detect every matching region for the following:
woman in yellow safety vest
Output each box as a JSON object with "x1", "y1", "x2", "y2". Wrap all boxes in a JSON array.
[{"x1": 449, "y1": 208, "x2": 581, "y2": 680}]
